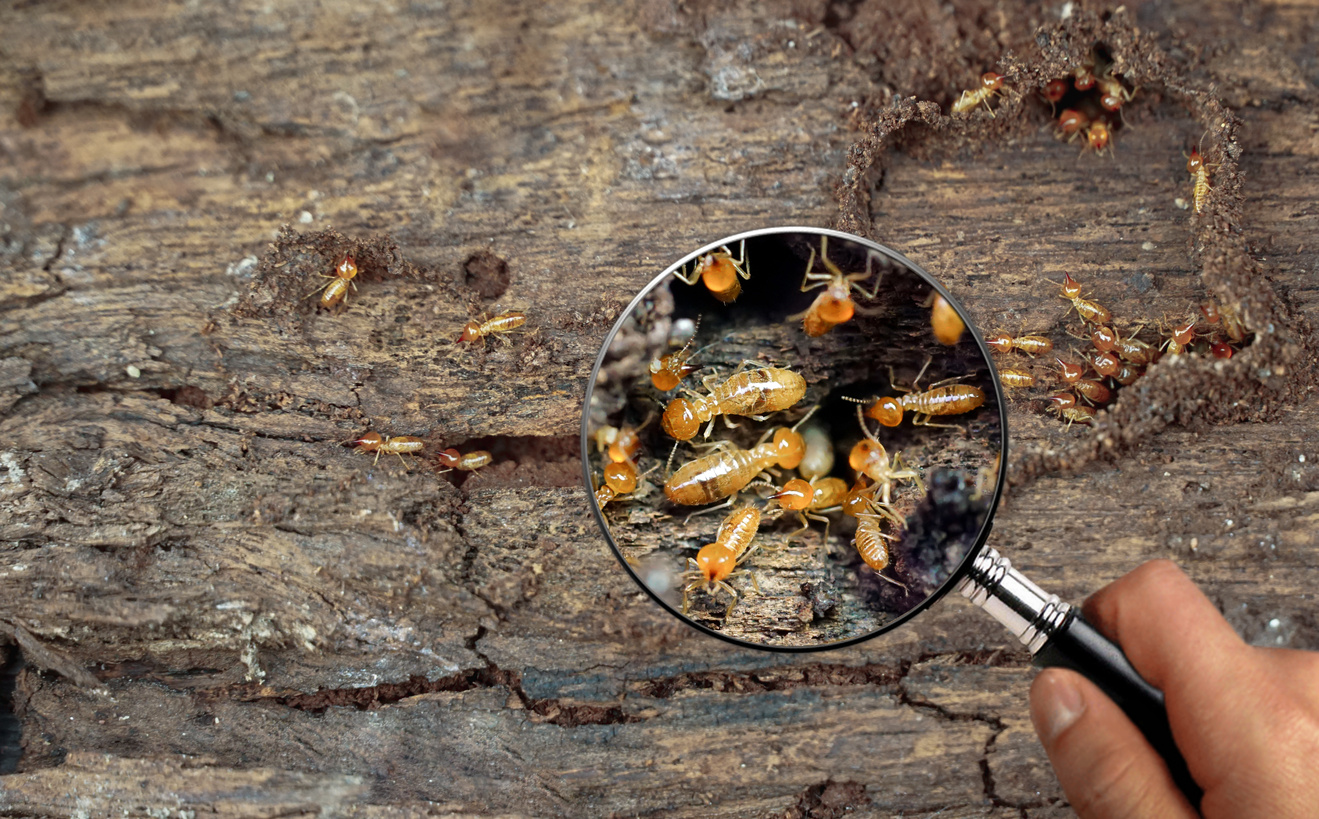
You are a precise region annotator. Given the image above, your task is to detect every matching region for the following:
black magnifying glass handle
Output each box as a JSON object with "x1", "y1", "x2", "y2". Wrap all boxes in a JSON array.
[{"x1": 957, "y1": 547, "x2": 1204, "y2": 806}]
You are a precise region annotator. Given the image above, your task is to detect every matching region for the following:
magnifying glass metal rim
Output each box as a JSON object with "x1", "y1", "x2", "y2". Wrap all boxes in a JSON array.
[{"x1": 579, "y1": 225, "x2": 1010, "y2": 653}]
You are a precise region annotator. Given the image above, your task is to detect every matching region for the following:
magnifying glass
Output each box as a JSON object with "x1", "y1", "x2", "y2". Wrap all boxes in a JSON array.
[{"x1": 581, "y1": 226, "x2": 1200, "y2": 804}]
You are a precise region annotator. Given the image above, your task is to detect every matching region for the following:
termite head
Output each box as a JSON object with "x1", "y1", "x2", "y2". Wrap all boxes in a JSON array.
[
  {"x1": 1073, "y1": 64, "x2": 1096, "y2": 90},
  {"x1": 1090, "y1": 325, "x2": 1118, "y2": 352},
  {"x1": 772, "y1": 478, "x2": 813, "y2": 512},
  {"x1": 849, "y1": 439, "x2": 889, "y2": 474},
  {"x1": 817, "y1": 283, "x2": 855, "y2": 324},
  {"x1": 1086, "y1": 122, "x2": 1111, "y2": 152},
  {"x1": 1172, "y1": 319, "x2": 1197, "y2": 347},
  {"x1": 1046, "y1": 392, "x2": 1077, "y2": 412},
  {"x1": 1211, "y1": 341, "x2": 1234, "y2": 359},
  {"x1": 1201, "y1": 301, "x2": 1221, "y2": 324},
  {"x1": 694, "y1": 542, "x2": 737, "y2": 585},
  {"x1": 771, "y1": 428, "x2": 806, "y2": 470},
  {"x1": 1187, "y1": 148, "x2": 1204, "y2": 175},
  {"x1": 436, "y1": 448, "x2": 463, "y2": 469},
  {"x1": 336, "y1": 254, "x2": 359, "y2": 281},
  {"x1": 985, "y1": 332, "x2": 1014, "y2": 354},
  {"x1": 1059, "y1": 272, "x2": 1082, "y2": 299},
  {"x1": 931, "y1": 295, "x2": 965, "y2": 345},
  {"x1": 842, "y1": 478, "x2": 872, "y2": 517},
  {"x1": 1058, "y1": 108, "x2": 1088, "y2": 135},
  {"x1": 1043, "y1": 78, "x2": 1068, "y2": 102},
  {"x1": 352, "y1": 431, "x2": 383, "y2": 452},
  {"x1": 661, "y1": 397, "x2": 700, "y2": 440},
  {"x1": 865, "y1": 396, "x2": 904, "y2": 427},
  {"x1": 457, "y1": 320, "x2": 482, "y2": 343},
  {"x1": 603, "y1": 460, "x2": 638, "y2": 494},
  {"x1": 1100, "y1": 92, "x2": 1124, "y2": 112},
  {"x1": 695, "y1": 252, "x2": 741, "y2": 301},
  {"x1": 980, "y1": 71, "x2": 1005, "y2": 92},
  {"x1": 1055, "y1": 357, "x2": 1085, "y2": 383}
]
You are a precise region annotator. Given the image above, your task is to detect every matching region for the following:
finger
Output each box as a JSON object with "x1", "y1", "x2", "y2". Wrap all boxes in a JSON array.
[
  {"x1": 1082, "y1": 559, "x2": 1246, "y2": 695},
  {"x1": 1031, "y1": 668, "x2": 1199, "y2": 819}
]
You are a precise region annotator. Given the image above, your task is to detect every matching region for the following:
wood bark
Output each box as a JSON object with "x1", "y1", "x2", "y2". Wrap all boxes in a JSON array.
[{"x1": 1, "y1": 0, "x2": 1318, "y2": 816}]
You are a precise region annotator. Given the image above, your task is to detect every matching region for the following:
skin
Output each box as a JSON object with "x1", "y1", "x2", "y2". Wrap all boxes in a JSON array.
[{"x1": 1029, "y1": 560, "x2": 1319, "y2": 818}]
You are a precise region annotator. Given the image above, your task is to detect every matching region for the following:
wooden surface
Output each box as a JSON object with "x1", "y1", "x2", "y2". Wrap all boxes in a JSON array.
[{"x1": 1, "y1": 0, "x2": 1318, "y2": 816}]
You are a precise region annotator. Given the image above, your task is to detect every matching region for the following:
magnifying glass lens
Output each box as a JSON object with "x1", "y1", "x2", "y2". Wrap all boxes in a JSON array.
[{"x1": 583, "y1": 228, "x2": 1005, "y2": 649}]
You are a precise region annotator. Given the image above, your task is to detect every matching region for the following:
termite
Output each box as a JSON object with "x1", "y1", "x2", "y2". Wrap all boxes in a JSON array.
[
  {"x1": 1073, "y1": 378, "x2": 1112, "y2": 405},
  {"x1": 1055, "y1": 357, "x2": 1087, "y2": 384},
  {"x1": 853, "y1": 513, "x2": 907, "y2": 589},
  {"x1": 1210, "y1": 341, "x2": 1234, "y2": 359},
  {"x1": 436, "y1": 448, "x2": 493, "y2": 474},
  {"x1": 1073, "y1": 62, "x2": 1096, "y2": 91},
  {"x1": 595, "y1": 418, "x2": 651, "y2": 464},
  {"x1": 847, "y1": 435, "x2": 923, "y2": 522},
  {"x1": 306, "y1": 254, "x2": 359, "y2": 310},
  {"x1": 1090, "y1": 325, "x2": 1158, "y2": 365},
  {"x1": 1046, "y1": 392, "x2": 1077, "y2": 411},
  {"x1": 351, "y1": 431, "x2": 425, "y2": 469},
  {"x1": 1052, "y1": 272, "x2": 1112, "y2": 324},
  {"x1": 1047, "y1": 402, "x2": 1096, "y2": 429},
  {"x1": 1088, "y1": 351, "x2": 1121, "y2": 378},
  {"x1": 1057, "y1": 108, "x2": 1089, "y2": 143},
  {"x1": 650, "y1": 317, "x2": 702, "y2": 391},
  {"x1": 1097, "y1": 74, "x2": 1135, "y2": 112},
  {"x1": 797, "y1": 423, "x2": 835, "y2": 482},
  {"x1": 1112, "y1": 363, "x2": 1142, "y2": 385},
  {"x1": 852, "y1": 359, "x2": 985, "y2": 429},
  {"x1": 791, "y1": 236, "x2": 882, "y2": 337},
  {"x1": 1201, "y1": 300, "x2": 1244, "y2": 342},
  {"x1": 660, "y1": 364, "x2": 807, "y2": 441},
  {"x1": 681, "y1": 506, "x2": 762, "y2": 617},
  {"x1": 595, "y1": 460, "x2": 641, "y2": 507},
  {"x1": 841, "y1": 477, "x2": 874, "y2": 518},
  {"x1": 457, "y1": 310, "x2": 527, "y2": 346},
  {"x1": 1161, "y1": 318, "x2": 1198, "y2": 356},
  {"x1": 664, "y1": 419, "x2": 810, "y2": 506},
  {"x1": 1083, "y1": 122, "x2": 1112, "y2": 157},
  {"x1": 771, "y1": 476, "x2": 849, "y2": 544},
  {"x1": 929, "y1": 294, "x2": 965, "y2": 346},
  {"x1": 952, "y1": 71, "x2": 1006, "y2": 117},
  {"x1": 985, "y1": 332, "x2": 1053, "y2": 357},
  {"x1": 1187, "y1": 147, "x2": 1216, "y2": 215},
  {"x1": 999, "y1": 369, "x2": 1035, "y2": 389},
  {"x1": 673, "y1": 241, "x2": 750, "y2": 303},
  {"x1": 1042, "y1": 78, "x2": 1069, "y2": 114}
]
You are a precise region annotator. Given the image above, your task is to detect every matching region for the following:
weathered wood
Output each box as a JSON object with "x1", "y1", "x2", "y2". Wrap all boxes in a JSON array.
[{"x1": 1, "y1": 0, "x2": 1318, "y2": 816}]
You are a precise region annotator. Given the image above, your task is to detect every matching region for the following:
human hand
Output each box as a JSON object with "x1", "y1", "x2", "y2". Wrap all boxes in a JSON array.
[{"x1": 1029, "y1": 559, "x2": 1319, "y2": 818}]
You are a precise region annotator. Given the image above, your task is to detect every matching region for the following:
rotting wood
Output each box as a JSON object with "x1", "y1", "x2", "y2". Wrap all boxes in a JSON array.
[{"x1": 1, "y1": 0, "x2": 1318, "y2": 816}]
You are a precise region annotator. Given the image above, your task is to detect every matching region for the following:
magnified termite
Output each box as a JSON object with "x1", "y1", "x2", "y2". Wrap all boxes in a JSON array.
[
  {"x1": 951, "y1": 71, "x2": 1006, "y2": 117},
  {"x1": 928, "y1": 293, "x2": 965, "y2": 346},
  {"x1": 770, "y1": 476, "x2": 849, "y2": 547},
  {"x1": 681, "y1": 505, "x2": 763, "y2": 617},
  {"x1": 457, "y1": 310, "x2": 527, "y2": 347},
  {"x1": 350, "y1": 431, "x2": 425, "y2": 469},
  {"x1": 797, "y1": 423, "x2": 835, "y2": 481},
  {"x1": 595, "y1": 416, "x2": 653, "y2": 464},
  {"x1": 791, "y1": 236, "x2": 883, "y2": 337},
  {"x1": 305, "y1": 254, "x2": 359, "y2": 310},
  {"x1": 847, "y1": 424, "x2": 924, "y2": 522},
  {"x1": 595, "y1": 460, "x2": 659, "y2": 507},
  {"x1": 853, "y1": 512, "x2": 907, "y2": 590},
  {"x1": 664, "y1": 407, "x2": 816, "y2": 506},
  {"x1": 1051, "y1": 273, "x2": 1112, "y2": 325},
  {"x1": 660, "y1": 363, "x2": 807, "y2": 441},
  {"x1": 848, "y1": 358, "x2": 985, "y2": 429},
  {"x1": 673, "y1": 241, "x2": 750, "y2": 303}
]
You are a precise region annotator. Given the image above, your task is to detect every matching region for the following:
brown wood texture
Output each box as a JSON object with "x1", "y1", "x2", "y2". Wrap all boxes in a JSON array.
[{"x1": 2, "y1": 0, "x2": 1318, "y2": 816}]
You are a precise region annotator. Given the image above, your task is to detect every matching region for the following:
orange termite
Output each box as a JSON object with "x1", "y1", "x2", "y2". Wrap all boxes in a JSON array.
[
  {"x1": 1073, "y1": 379, "x2": 1112, "y2": 405},
  {"x1": 847, "y1": 436, "x2": 922, "y2": 520},
  {"x1": 791, "y1": 236, "x2": 882, "y2": 337},
  {"x1": 673, "y1": 240, "x2": 750, "y2": 303},
  {"x1": 1055, "y1": 357, "x2": 1087, "y2": 384},
  {"x1": 1210, "y1": 341, "x2": 1234, "y2": 359},
  {"x1": 436, "y1": 448, "x2": 493, "y2": 474},
  {"x1": 661, "y1": 365, "x2": 806, "y2": 441},
  {"x1": 853, "y1": 513, "x2": 907, "y2": 589},
  {"x1": 681, "y1": 506, "x2": 762, "y2": 616},
  {"x1": 985, "y1": 332, "x2": 1053, "y2": 357},
  {"x1": 1097, "y1": 74, "x2": 1135, "y2": 112},
  {"x1": 1043, "y1": 78, "x2": 1069, "y2": 114},
  {"x1": 594, "y1": 417, "x2": 652, "y2": 464},
  {"x1": 854, "y1": 360, "x2": 985, "y2": 429},
  {"x1": 1083, "y1": 122, "x2": 1112, "y2": 157},
  {"x1": 1088, "y1": 351, "x2": 1122, "y2": 378},
  {"x1": 664, "y1": 421, "x2": 811, "y2": 507},
  {"x1": 351, "y1": 431, "x2": 425, "y2": 469},
  {"x1": 1057, "y1": 108, "x2": 1089, "y2": 143},
  {"x1": 1046, "y1": 392, "x2": 1077, "y2": 411},
  {"x1": 952, "y1": 72, "x2": 1007, "y2": 116},
  {"x1": 930, "y1": 294, "x2": 965, "y2": 346},
  {"x1": 1073, "y1": 62, "x2": 1096, "y2": 91},
  {"x1": 650, "y1": 317, "x2": 702, "y2": 391},
  {"x1": 771, "y1": 476, "x2": 849, "y2": 543},
  {"x1": 1112, "y1": 363, "x2": 1142, "y2": 385},
  {"x1": 595, "y1": 460, "x2": 640, "y2": 507},
  {"x1": 457, "y1": 311, "x2": 527, "y2": 346},
  {"x1": 1090, "y1": 325, "x2": 1158, "y2": 365},
  {"x1": 999, "y1": 369, "x2": 1035, "y2": 389},
  {"x1": 1201, "y1": 300, "x2": 1244, "y2": 341},
  {"x1": 1053, "y1": 273, "x2": 1112, "y2": 324},
  {"x1": 1162, "y1": 318, "x2": 1198, "y2": 356},
  {"x1": 306, "y1": 254, "x2": 359, "y2": 310},
  {"x1": 841, "y1": 476, "x2": 874, "y2": 518}
]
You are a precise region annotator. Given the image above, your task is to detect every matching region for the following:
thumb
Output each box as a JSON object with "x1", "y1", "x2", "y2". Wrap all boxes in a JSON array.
[{"x1": 1030, "y1": 669, "x2": 1198, "y2": 819}]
